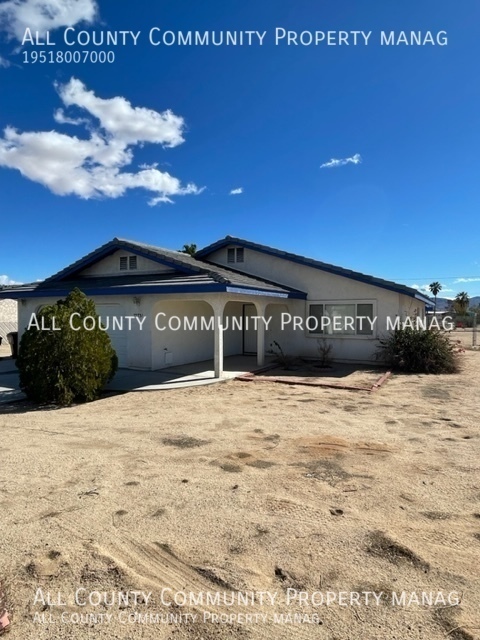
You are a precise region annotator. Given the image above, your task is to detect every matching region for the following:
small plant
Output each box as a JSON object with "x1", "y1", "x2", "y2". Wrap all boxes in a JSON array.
[
  {"x1": 316, "y1": 338, "x2": 333, "y2": 368},
  {"x1": 376, "y1": 326, "x2": 461, "y2": 374},
  {"x1": 269, "y1": 340, "x2": 296, "y2": 369},
  {"x1": 16, "y1": 288, "x2": 118, "y2": 405}
]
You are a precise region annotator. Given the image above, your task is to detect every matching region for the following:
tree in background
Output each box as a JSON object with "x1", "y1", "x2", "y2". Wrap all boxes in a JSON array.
[
  {"x1": 429, "y1": 281, "x2": 443, "y2": 313},
  {"x1": 180, "y1": 243, "x2": 197, "y2": 256},
  {"x1": 16, "y1": 289, "x2": 118, "y2": 406},
  {"x1": 453, "y1": 291, "x2": 470, "y2": 316}
]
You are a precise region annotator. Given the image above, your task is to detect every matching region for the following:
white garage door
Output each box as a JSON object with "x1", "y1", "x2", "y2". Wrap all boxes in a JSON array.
[{"x1": 96, "y1": 304, "x2": 128, "y2": 367}]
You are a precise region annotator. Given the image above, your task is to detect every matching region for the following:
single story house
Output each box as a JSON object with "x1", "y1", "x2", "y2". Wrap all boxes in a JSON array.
[{"x1": 0, "y1": 236, "x2": 430, "y2": 376}]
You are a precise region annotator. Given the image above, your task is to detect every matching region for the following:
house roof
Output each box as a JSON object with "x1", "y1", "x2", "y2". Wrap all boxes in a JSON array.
[
  {"x1": 0, "y1": 238, "x2": 305, "y2": 300},
  {"x1": 196, "y1": 235, "x2": 432, "y2": 305}
]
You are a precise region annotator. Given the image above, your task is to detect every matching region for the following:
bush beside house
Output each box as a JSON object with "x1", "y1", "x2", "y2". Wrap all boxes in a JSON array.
[
  {"x1": 16, "y1": 289, "x2": 118, "y2": 405},
  {"x1": 377, "y1": 326, "x2": 461, "y2": 374}
]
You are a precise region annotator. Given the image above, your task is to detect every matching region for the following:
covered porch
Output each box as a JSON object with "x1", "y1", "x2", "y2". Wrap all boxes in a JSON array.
[{"x1": 149, "y1": 294, "x2": 298, "y2": 379}]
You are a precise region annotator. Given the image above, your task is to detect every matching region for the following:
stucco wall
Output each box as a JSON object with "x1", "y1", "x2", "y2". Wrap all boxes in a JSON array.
[
  {"x1": 151, "y1": 299, "x2": 215, "y2": 369},
  {"x1": 0, "y1": 299, "x2": 18, "y2": 341},
  {"x1": 82, "y1": 250, "x2": 175, "y2": 276}
]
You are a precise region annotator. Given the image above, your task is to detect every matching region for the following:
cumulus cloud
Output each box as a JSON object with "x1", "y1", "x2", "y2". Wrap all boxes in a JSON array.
[
  {"x1": 0, "y1": 0, "x2": 97, "y2": 40},
  {"x1": 0, "y1": 275, "x2": 21, "y2": 285},
  {"x1": 229, "y1": 187, "x2": 243, "y2": 195},
  {"x1": 320, "y1": 153, "x2": 362, "y2": 169},
  {"x1": 0, "y1": 78, "x2": 203, "y2": 205}
]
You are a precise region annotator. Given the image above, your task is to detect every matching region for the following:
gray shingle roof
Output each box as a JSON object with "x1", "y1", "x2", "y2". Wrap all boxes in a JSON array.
[{"x1": 0, "y1": 238, "x2": 305, "y2": 299}]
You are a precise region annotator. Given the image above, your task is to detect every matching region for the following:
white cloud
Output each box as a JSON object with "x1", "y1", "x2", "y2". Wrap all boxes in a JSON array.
[
  {"x1": 57, "y1": 78, "x2": 185, "y2": 148},
  {"x1": 0, "y1": 55, "x2": 11, "y2": 67},
  {"x1": 53, "y1": 108, "x2": 88, "y2": 127},
  {"x1": 412, "y1": 283, "x2": 453, "y2": 295},
  {"x1": 229, "y1": 187, "x2": 243, "y2": 195},
  {"x1": 320, "y1": 153, "x2": 362, "y2": 169},
  {"x1": 0, "y1": 78, "x2": 203, "y2": 205},
  {"x1": 0, "y1": 0, "x2": 97, "y2": 41},
  {"x1": 455, "y1": 277, "x2": 480, "y2": 283},
  {"x1": 0, "y1": 275, "x2": 21, "y2": 285}
]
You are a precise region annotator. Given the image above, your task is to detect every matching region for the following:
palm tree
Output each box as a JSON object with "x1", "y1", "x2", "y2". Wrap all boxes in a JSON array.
[
  {"x1": 180, "y1": 243, "x2": 197, "y2": 256},
  {"x1": 454, "y1": 291, "x2": 470, "y2": 316},
  {"x1": 429, "y1": 282, "x2": 443, "y2": 313}
]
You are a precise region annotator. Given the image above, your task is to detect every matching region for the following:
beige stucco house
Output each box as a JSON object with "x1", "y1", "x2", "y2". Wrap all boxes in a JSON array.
[{"x1": 0, "y1": 236, "x2": 430, "y2": 376}]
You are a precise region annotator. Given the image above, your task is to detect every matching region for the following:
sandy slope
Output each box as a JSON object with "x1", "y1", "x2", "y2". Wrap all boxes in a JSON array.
[{"x1": 0, "y1": 352, "x2": 479, "y2": 640}]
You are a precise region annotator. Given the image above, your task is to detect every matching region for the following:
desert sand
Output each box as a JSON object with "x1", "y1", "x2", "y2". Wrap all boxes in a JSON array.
[{"x1": 0, "y1": 348, "x2": 479, "y2": 639}]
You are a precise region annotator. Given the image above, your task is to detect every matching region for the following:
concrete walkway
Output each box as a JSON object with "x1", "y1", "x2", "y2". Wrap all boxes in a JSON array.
[
  {"x1": 0, "y1": 355, "x2": 272, "y2": 404},
  {"x1": 106, "y1": 355, "x2": 271, "y2": 391}
]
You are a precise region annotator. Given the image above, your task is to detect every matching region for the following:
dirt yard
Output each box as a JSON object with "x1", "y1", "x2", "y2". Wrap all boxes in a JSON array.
[{"x1": 0, "y1": 352, "x2": 479, "y2": 640}]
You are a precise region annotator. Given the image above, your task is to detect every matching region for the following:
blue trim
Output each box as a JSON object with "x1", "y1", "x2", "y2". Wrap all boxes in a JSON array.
[
  {"x1": 197, "y1": 237, "x2": 428, "y2": 303},
  {"x1": 0, "y1": 282, "x2": 301, "y2": 300}
]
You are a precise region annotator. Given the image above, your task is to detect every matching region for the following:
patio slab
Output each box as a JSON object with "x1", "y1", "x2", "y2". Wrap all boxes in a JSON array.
[
  {"x1": 106, "y1": 355, "x2": 271, "y2": 391},
  {"x1": 0, "y1": 355, "x2": 272, "y2": 402}
]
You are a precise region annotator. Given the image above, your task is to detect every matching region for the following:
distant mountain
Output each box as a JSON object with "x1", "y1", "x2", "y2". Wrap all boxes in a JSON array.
[{"x1": 432, "y1": 296, "x2": 480, "y2": 311}]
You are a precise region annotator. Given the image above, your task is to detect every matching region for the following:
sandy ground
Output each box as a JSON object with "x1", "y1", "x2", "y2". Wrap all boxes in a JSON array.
[{"x1": 0, "y1": 350, "x2": 479, "y2": 640}]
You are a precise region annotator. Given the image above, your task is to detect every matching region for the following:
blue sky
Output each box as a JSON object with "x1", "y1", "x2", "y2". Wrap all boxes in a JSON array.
[{"x1": 0, "y1": 0, "x2": 479, "y2": 299}]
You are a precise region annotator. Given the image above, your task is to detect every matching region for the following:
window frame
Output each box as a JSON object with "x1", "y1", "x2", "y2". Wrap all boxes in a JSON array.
[{"x1": 305, "y1": 299, "x2": 377, "y2": 339}]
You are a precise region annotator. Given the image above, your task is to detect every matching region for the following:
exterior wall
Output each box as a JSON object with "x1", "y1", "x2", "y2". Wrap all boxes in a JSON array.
[
  {"x1": 207, "y1": 245, "x2": 424, "y2": 363},
  {"x1": 0, "y1": 299, "x2": 18, "y2": 342},
  {"x1": 81, "y1": 250, "x2": 174, "y2": 276},
  {"x1": 223, "y1": 301, "x2": 245, "y2": 357},
  {"x1": 151, "y1": 300, "x2": 214, "y2": 370}
]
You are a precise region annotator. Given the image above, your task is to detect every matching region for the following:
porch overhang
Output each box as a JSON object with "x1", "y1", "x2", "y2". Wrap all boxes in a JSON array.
[{"x1": 0, "y1": 282, "x2": 306, "y2": 301}]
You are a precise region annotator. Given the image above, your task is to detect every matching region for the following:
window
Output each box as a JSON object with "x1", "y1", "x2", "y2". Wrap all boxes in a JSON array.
[
  {"x1": 307, "y1": 301, "x2": 375, "y2": 336},
  {"x1": 227, "y1": 247, "x2": 245, "y2": 264},
  {"x1": 119, "y1": 255, "x2": 137, "y2": 271}
]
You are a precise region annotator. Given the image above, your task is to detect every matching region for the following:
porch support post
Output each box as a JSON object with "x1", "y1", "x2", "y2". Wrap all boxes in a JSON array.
[
  {"x1": 212, "y1": 300, "x2": 225, "y2": 379},
  {"x1": 255, "y1": 301, "x2": 267, "y2": 367}
]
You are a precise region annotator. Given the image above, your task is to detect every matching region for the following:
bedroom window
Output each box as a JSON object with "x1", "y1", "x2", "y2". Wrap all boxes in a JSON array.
[
  {"x1": 227, "y1": 247, "x2": 245, "y2": 263},
  {"x1": 307, "y1": 301, "x2": 375, "y2": 336}
]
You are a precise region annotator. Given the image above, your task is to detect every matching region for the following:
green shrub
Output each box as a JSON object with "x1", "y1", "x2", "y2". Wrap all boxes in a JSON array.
[
  {"x1": 17, "y1": 289, "x2": 118, "y2": 405},
  {"x1": 376, "y1": 326, "x2": 461, "y2": 374}
]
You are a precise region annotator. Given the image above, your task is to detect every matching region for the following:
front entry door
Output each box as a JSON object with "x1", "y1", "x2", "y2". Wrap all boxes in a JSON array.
[{"x1": 243, "y1": 304, "x2": 257, "y2": 354}]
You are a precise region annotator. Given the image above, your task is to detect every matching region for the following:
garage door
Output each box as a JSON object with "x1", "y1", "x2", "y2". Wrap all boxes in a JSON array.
[{"x1": 95, "y1": 304, "x2": 128, "y2": 367}]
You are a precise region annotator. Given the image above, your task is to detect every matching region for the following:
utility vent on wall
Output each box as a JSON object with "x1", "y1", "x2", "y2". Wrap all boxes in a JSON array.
[
  {"x1": 164, "y1": 351, "x2": 173, "y2": 365},
  {"x1": 119, "y1": 255, "x2": 138, "y2": 271},
  {"x1": 227, "y1": 247, "x2": 244, "y2": 263}
]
